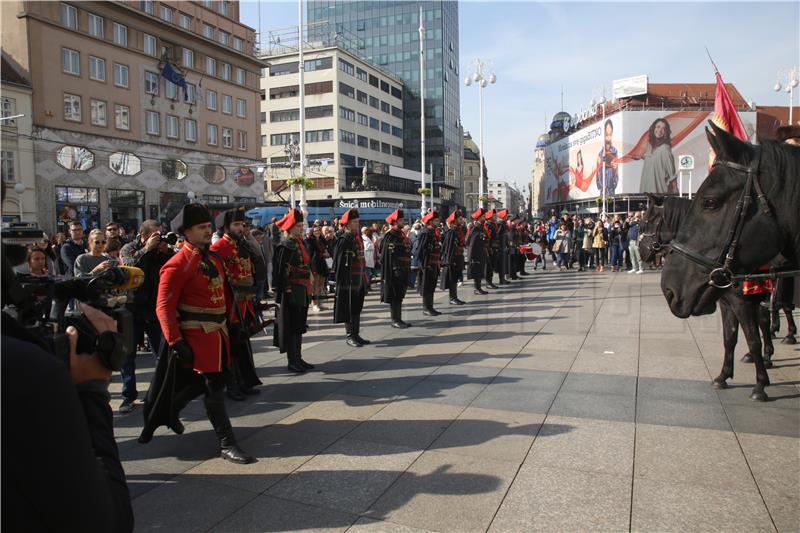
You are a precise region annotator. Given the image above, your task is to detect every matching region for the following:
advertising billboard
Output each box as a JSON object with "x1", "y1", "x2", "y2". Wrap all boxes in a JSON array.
[{"x1": 541, "y1": 110, "x2": 757, "y2": 204}]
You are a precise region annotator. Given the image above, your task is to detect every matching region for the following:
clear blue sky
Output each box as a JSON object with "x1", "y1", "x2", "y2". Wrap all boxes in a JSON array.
[{"x1": 240, "y1": 1, "x2": 800, "y2": 191}]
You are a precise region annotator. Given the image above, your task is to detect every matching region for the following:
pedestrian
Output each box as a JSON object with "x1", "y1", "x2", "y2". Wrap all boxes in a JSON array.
[
  {"x1": 23, "y1": 248, "x2": 51, "y2": 278},
  {"x1": 60, "y1": 221, "x2": 88, "y2": 277},
  {"x1": 380, "y1": 209, "x2": 412, "y2": 328},
  {"x1": 466, "y1": 208, "x2": 489, "y2": 295},
  {"x1": 483, "y1": 210, "x2": 500, "y2": 289},
  {"x1": 554, "y1": 222, "x2": 572, "y2": 271},
  {"x1": 362, "y1": 227, "x2": 377, "y2": 283},
  {"x1": 51, "y1": 232, "x2": 68, "y2": 275},
  {"x1": 627, "y1": 212, "x2": 644, "y2": 274},
  {"x1": 74, "y1": 229, "x2": 113, "y2": 277},
  {"x1": 546, "y1": 214, "x2": 558, "y2": 263},
  {"x1": 305, "y1": 225, "x2": 330, "y2": 312},
  {"x1": 139, "y1": 203, "x2": 255, "y2": 464},
  {"x1": 592, "y1": 220, "x2": 607, "y2": 272},
  {"x1": 272, "y1": 208, "x2": 315, "y2": 373},
  {"x1": 333, "y1": 208, "x2": 370, "y2": 347},
  {"x1": 416, "y1": 210, "x2": 442, "y2": 316},
  {"x1": 609, "y1": 220, "x2": 625, "y2": 272},
  {"x1": 105, "y1": 221, "x2": 127, "y2": 245},
  {"x1": 440, "y1": 209, "x2": 466, "y2": 305},
  {"x1": 532, "y1": 221, "x2": 547, "y2": 270}
]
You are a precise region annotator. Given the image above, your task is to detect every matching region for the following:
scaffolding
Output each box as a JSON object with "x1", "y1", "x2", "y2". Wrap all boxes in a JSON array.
[{"x1": 258, "y1": 21, "x2": 365, "y2": 60}]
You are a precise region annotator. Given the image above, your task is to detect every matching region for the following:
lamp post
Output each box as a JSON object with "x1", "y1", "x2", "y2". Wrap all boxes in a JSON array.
[
  {"x1": 284, "y1": 138, "x2": 300, "y2": 207},
  {"x1": 464, "y1": 59, "x2": 496, "y2": 209},
  {"x1": 419, "y1": 5, "x2": 426, "y2": 218},
  {"x1": 13, "y1": 182, "x2": 25, "y2": 219},
  {"x1": 297, "y1": 0, "x2": 307, "y2": 226},
  {"x1": 591, "y1": 96, "x2": 607, "y2": 216},
  {"x1": 774, "y1": 66, "x2": 799, "y2": 124},
  {"x1": 187, "y1": 190, "x2": 196, "y2": 203}
]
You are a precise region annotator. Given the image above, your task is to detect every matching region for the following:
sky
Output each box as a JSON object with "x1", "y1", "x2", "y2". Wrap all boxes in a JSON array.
[{"x1": 239, "y1": 1, "x2": 800, "y2": 192}]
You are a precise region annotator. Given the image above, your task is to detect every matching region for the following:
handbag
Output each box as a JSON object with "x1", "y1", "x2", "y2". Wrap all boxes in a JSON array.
[{"x1": 553, "y1": 239, "x2": 563, "y2": 253}]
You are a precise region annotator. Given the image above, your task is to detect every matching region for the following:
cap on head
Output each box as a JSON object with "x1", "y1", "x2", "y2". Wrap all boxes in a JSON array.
[
  {"x1": 340, "y1": 208, "x2": 360, "y2": 226},
  {"x1": 497, "y1": 209, "x2": 509, "y2": 220},
  {"x1": 421, "y1": 210, "x2": 439, "y2": 224},
  {"x1": 171, "y1": 203, "x2": 212, "y2": 234},
  {"x1": 277, "y1": 208, "x2": 304, "y2": 231},
  {"x1": 447, "y1": 209, "x2": 462, "y2": 225},
  {"x1": 471, "y1": 208, "x2": 486, "y2": 220},
  {"x1": 385, "y1": 209, "x2": 404, "y2": 225}
]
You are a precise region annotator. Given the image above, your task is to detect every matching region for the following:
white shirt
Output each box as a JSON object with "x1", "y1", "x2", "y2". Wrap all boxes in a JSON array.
[{"x1": 362, "y1": 233, "x2": 375, "y2": 268}]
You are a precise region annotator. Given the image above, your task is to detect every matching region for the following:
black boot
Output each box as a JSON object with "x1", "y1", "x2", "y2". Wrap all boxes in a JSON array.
[
  {"x1": 422, "y1": 293, "x2": 441, "y2": 316},
  {"x1": 474, "y1": 279, "x2": 488, "y2": 295},
  {"x1": 391, "y1": 301, "x2": 410, "y2": 328},
  {"x1": 353, "y1": 316, "x2": 371, "y2": 345},
  {"x1": 346, "y1": 322, "x2": 363, "y2": 347},
  {"x1": 286, "y1": 335, "x2": 306, "y2": 373},
  {"x1": 205, "y1": 389, "x2": 255, "y2": 464}
]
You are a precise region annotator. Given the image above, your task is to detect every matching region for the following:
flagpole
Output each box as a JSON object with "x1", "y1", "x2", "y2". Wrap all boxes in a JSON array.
[
  {"x1": 705, "y1": 47, "x2": 720, "y2": 74},
  {"x1": 298, "y1": 0, "x2": 307, "y2": 228},
  {"x1": 419, "y1": 5, "x2": 426, "y2": 219}
]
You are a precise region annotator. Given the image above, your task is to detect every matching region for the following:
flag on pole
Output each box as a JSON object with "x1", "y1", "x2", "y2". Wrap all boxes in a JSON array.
[{"x1": 711, "y1": 71, "x2": 747, "y2": 141}]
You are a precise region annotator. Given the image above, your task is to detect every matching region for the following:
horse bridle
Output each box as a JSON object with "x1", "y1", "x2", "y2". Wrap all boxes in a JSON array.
[
  {"x1": 639, "y1": 215, "x2": 665, "y2": 261},
  {"x1": 670, "y1": 147, "x2": 773, "y2": 289}
]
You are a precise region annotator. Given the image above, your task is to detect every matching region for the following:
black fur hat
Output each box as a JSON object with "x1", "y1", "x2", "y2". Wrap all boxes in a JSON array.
[{"x1": 171, "y1": 203, "x2": 212, "y2": 234}]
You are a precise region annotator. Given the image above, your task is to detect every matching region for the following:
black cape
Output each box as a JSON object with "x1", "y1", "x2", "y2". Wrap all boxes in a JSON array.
[
  {"x1": 439, "y1": 225, "x2": 465, "y2": 290},
  {"x1": 332, "y1": 231, "x2": 366, "y2": 323},
  {"x1": 379, "y1": 229, "x2": 410, "y2": 304},
  {"x1": 272, "y1": 237, "x2": 310, "y2": 353},
  {"x1": 466, "y1": 225, "x2": 487, "y2": 280},
  {"x1": 416, "y1": 226, "x2": 440, "y2": 296}
]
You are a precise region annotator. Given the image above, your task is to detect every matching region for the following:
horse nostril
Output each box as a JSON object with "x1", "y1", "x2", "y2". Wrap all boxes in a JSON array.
[{"x1": 664, "y1": 288, "x2": 674, "y2": 304}]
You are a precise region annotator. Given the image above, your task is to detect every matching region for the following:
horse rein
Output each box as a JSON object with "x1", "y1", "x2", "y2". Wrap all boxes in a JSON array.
[{"x1": 639, "y1": 215, "x2": 665, "y2": 262}]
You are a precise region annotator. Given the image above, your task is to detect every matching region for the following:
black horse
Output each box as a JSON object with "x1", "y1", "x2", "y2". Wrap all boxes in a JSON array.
[
  {"x1": 661, "y1": 121, "x2": 800, "y2": 318},
  {"x1": 640, "y1": 195, "x2": 774, "y2": 400}
]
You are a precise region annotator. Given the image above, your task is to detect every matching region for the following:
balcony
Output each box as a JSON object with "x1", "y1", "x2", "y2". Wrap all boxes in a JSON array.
[{"x1": 340, "y1": 171, "x2": 440, "y2": 197}]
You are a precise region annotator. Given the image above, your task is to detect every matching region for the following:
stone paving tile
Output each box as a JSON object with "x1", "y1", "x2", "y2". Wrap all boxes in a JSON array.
[
  {"x1": 527, "y1": 333, "x2": 587, "y2": 352},
  {"x1": 267, "y1": 438, "x2": 422, "y2": 515},
  {"x1": 401, "y1": 379, "x2": 487, "y2": 407},
  {"x1": 366, "y1": 450, "x2": 519, "y2": 532},
  {"x1": 489, "y1": 466, "x2": 631, "y2": 533},
  {"x1": 210, "y1": 494, "x2": 358, "y2": 532},
  {"x1": 430, "y1": 362, "x2": 503, "y2": 383},
  {"x1": 630, "y1": 478, "x2": 776, "y2": 533},
  {"x1": 524, "y1": 415, "x2": 635, "y2": 477},
  {"x1": 272, "y1": 393, "x2": 388, "y2": 437},
  {"x1": 637, "y1": 354, "x2": 710, "y2": 382},
  {"x1": 506, "y1": 350, "x2": 577, "y2": 372},
  {"x1": 570, "y1": 350, "x2": 640, "y2": 377},
  {"x1": 346, "y1": 517, "x2": 433, "y2": 532},
  {"x1": 132, "y1": 475, "x2": 259, "y2": 532},
  {"x1": 723, "y1": 403, "x2": 800, "y2": 438}
]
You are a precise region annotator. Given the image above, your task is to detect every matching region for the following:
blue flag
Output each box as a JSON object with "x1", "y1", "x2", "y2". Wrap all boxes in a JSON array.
[{"x1": 160, "y1": 62, "x2": 187, "y2": 89}]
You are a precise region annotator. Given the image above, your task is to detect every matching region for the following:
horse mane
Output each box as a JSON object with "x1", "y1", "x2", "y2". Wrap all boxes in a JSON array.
[
  {"x1": 760, "y1": 140, "x2": 800, "y2": 262},
  {"x1": 661, "y1": 196, "x2": 692, "y2": 239}
]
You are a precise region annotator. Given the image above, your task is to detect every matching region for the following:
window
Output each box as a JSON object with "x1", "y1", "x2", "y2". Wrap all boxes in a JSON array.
[
  {"x1": 143, "y1": 33, "x2": 157, "y2": 56},
  {"x1": 218, "y1": 30, "x2": 229, "y2": 46},
  {"x1": 392, "y1": 145, "x2": 403, "y2": 158},
  {"x1": 357, "y1": 90, "x2": 368, "y2": 104},
  {"x1": 338, "y1": 58, "x2": 354, "y2": 76},
  {"x1": 220, "y1": 62, "x2": 231, "y2": 80},
  {"x1": 162, "y1": 159, "x2": 188, "y2": 180},
  {"x1": 369, "y1": 96, "x2": 380, "y2": 109},
  {"x1": 270, "y1": 132, "x2": 295, "y2": 146},
  {"x1": 381, "y1": 142, "x2": 391, "y2": 154},
  {"x1": 202, "y1": 23, "x2": 214, "y2": 39},
  {"x1": 115, "y1": 104, "x2": 130, "y2": 130},
  {"x1": 185, "y1": 119, "x2": 197, "y2": 141},
  {"x1": 56, "y1": 147, "x2": 95, "y2": 171},
  {"x1": 222, "y1": 128, "x2": 233, "y2": 148},
  {"x1": 392, "y1": 105, "x2": 402, "y2": 119},
  {"x1": 236, "y1": 98, "x2": 246, "y2": 117},
  {"x1": 381, "y1": 122, "x2": 391, "y2": 134},
  {"x1": 380, "y1": 80, "x2": 390, "y2": 94},
  {"x1": 339, "y1": 106, "x2": 355, "y2": 121},
  {"x1": 270, "y1": 109, "x2": 298, "y2": 122},
  {"x1": 369, "y1": 117, "x2": 379, "y2": 130},
  {"x1": 60, "y1": 3, "x2": 77, "y2": 29},
  {"x1": 261, "y1": 135, "x2": 267, "y2": 146},
  {"x1": 357, "y1": 113, "x2": 369, "y2": 126},
  {"x1": 305, "y1": 57, "x2": 332, "y2": 71},
  {"x1": 236, "y1": 68, "x2": 245, "y2": 85},
  {"x1": 356, "y1": 67, "x2": 368, "y2": 82},
  {"x1": 182, "y1": 48, "x2": 193, "y2": 68},
  {"x1": 88, "y1": 14, "x2": 104, "y2": 38},
  {"x1": 340, "y1": 130, "x2": 356, "y2": 144},
  {"x1": 340, "y1": 153, "x2": 356, "y2": 167},
  {"x1": 368, "y1": 74, "x2": 379, "y2": 88},
  {"x1": 179, "y1": 13, "x2": 191, "y2": 29},
  {"x1": 165, "y1": 80, "x2": 178, "y2": 100},
  {"x1": 381, "y1": 101, "x2": 390, "y2": 114},
  {"x1": 306, "y1": 105, "x2": 333, "y2": 119},
  {"x1": 260, "y1": 111, "x2": 266, "y2": 123},
  {"x1": 357, "y1": 135, "x2": 368, "y2": 148},
  {"x1": 339, "y1": 82, "x2": 355, "y2": 98},
  {"x1": 219, "y1": 1, "x2": 229, "y2": 16},
  {"x1": 237, "y1": 130, "x2": 247, "y2": 150},
  {"x1": 391, "y1": 86, "x2": 402, "y2": 99},
  {"x1": 64, "y1": 94, "x2": 81, "y2": 121},
  {"x1": 145, "y1": 111, "x2": 159, "y2": 135},
  {"x1": 1, "y1": 98, "x2": 17, "y2": 127},
  {"x1": 159, "y1": 5, "x2": 172, "y2": 22},
  {"x1": 370, "y1": 139, "x2": 380, "y2": 151},
  {"x1": 221, "y1": 94, "x2": 232, "y2": 114},
  {"x1": 90, "y1": 100, "x2": 107, "y2": 126},
  {"x1": 207, "y1": 124, "x2": 218, "y2": 145},
  {"x1": 206, "y1": 57, "x2": 216, "y2": 76},
  {"x1": 307, "y1": 129, "x2": 333, "y2": 143},
  {"x1": 89, "y1": 56, "x2": 105, "y2": 81},
  {"x1": 113, "y1": 23, "x2": 128, "y2": 46},
  {"x1": 144, "y1": 71, "x2": 158, "y2": 94},
  {"x1": 392, "y1": 126, "x2": 403, "y2": 138},
  {"x1": 2, "y1": 151, "x2": 16, "y2": 183},
  {"x1": 206, "y1": 89, "x2": 217, "y2": 110},
  {"x1": 185, "y1": 83, "x2": 196, "y2": 103},
  {"x1": 166, "y1": 115, "x2": 179, "y2": 139},
  {"x1": 271, "y1": 62, "x2": 298, "y2": 76},
  {"x1": 62, "y1": 48, "x2": 80, "y2": 76},
  {"x1": 233, "y1": 36, "x2": 244, "y2": 51},
  {"x1": 140, "y1": 0, "x2": 153, "y2": 14},
  {"x1": 114, "y1": 63, "x2": 129, "y2": 88},
  {"x1": 305, "y1": 81, "x2": 332, "y2": 95}
]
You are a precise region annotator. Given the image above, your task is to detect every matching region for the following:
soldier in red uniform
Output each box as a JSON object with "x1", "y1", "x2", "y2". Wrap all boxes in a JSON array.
[
  {"x1": 484, "y1": 209, "x2": 500, "y2": 289},
  {"x1": 272, "y1": 208, "x2": 314, "y2": 373},
  {"x1": 440, "y1": 209, "x2": 466, "y2": 305},
  {"x1": 416, "y1": 210, "x2": 442, "y2": 316},
  {"x1": 466, "y1": 208, "x2": 489, "y2": 295},
  {"x1": 333, "y1": 208, "x2": 370, "y2": 347},
  {"x1": 139, "y1": 203, "x2": 254, "y2": 464},
  {"x1": 380, "y1": 209, "x2": 412, "y2": 328},
  {"x1": 516, "y1": 216, "x2": 531, "y2": 276},
  {"x1": 211, "y1": 207, "x2": 262, "y2": 401}
]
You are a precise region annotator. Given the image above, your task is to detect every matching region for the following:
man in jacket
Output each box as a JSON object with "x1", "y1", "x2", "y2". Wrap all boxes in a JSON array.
[
  {"x1": 60, "y1": 221, "x2": 88, "y2": 278},
  {"x1": 333, "y1": 208, "x2": 370, "y2": 347},
  {"x1": 466, "y1": 208, "x2": 489, "y2": 295},
  {"x1": 380, "y1": 209, "x2": 412, "y2": 328},
  {"x1": 416, "y1": 210, "x2": 443, "y2": 316},
  {"x1": 439, "y1": 209, "x2": 466, "y2": 305}
]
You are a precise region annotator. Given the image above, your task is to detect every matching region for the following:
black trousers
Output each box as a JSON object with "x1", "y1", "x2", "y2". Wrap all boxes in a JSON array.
[{"x1": 345, "y1": 314, "x2": 362, "y2": 339}]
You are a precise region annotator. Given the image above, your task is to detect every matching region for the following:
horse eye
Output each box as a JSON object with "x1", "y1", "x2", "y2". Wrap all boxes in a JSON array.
[{"x1": 703, "y1": 198, "x2": 719, "y2": 210}]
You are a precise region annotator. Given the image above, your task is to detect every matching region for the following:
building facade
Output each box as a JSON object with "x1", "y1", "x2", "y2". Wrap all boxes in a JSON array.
[
  {"x1": 306, "y1": 0, "x2": 462, "y2": 211},
  {"x1": 462, "y1": 131, "x2": 485, "y2": 213},
  {"x1": 260, "y1": 45, "x2": 435, "y2": 212},
  {"x1": 1, "y1": 0, "x2": 264, "y2": 233},
  {"x1": 487, "y1": 180, "x2": 523, "y2": 214}
]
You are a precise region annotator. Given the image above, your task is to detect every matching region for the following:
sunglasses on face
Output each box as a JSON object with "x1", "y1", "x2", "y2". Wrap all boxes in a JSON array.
[{"x1": 94, "y1": 240, "x2": 107, "y2": 245}]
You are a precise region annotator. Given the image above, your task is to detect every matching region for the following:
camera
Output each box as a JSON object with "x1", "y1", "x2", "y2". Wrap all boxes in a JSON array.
[
  {"x1": 2, "y1": 224, "x2": 144, "y2": 371},
  {"x1": 159, "y1": 232, "x2": 179, "y2": 246}
]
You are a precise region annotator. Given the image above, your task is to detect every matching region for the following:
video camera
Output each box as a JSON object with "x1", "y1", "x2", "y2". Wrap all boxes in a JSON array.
[{"x1": 2, "y1": 223, "x2": 144, "y2": 371}]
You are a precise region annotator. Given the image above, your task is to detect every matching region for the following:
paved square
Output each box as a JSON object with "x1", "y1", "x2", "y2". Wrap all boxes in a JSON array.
[{"x1": 114, "y1": 269, "x2": 799, "y2": 532}]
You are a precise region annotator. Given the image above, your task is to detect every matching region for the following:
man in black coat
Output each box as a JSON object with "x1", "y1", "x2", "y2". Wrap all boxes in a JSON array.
[
  {"x1": 380, "y1": 209, "x2": 412, "y2": 328},
  {"x1": 416, "y1": 210, "x2": 442, "y2": 316},
  {"x1": 484, "y1": 210, "x2": 500, "y2": 289},
  {"x1": 333, "y1": 208, "x2": 370, "y2": 346},
  {"x1": 466, "y1": 208, "x2": 489, "y2": 295},
  {"x1": 495, "y1": 209, "x2": 511, "y2": 284},
  {"x1": 439, "y1": 209, "x2": 466, "y2": 305},
  {"x1": 60, "y1": 220, "x2": 88, "y2": 278}
]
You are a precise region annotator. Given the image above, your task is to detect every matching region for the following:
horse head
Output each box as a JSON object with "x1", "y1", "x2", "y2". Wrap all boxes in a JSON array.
[{"x1": 661, "y1": 121, "x2": 788, "y2": 318}]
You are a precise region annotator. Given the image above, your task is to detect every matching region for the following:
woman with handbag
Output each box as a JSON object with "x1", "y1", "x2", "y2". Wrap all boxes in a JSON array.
[
  {"x1": 554, "y1": 223, "x2": 572, "y2": 271},
  {"x1": 592, "y1": 221, "x2": 607, "y2": 272}
]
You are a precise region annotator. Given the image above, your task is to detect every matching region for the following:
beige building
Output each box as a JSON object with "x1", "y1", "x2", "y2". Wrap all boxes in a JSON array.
[
  {"x1": 1, "y1": 55, "x2": 36, "y2": 223},
  {"x1": 1, "y1": 0, "x2": 265, "y2": 233},
  {"x1": 487, "y1": 179, "x2": 524, "y2": 214},
  {"x1": 462, "y1": 131, "x2": 485, "y2": 213},
  {"x1": 530, "y1": 133, "x2": 548, "y2": 218},
  {"x1": 260, "y1": 44, "x2": 435, "y2": 212}
]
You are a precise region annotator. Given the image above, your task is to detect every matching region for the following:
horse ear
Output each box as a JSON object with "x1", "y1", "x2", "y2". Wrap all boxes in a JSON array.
[
  {"x1": 645, "y1": 192, "x2": 664, "y2": 207},
  {"x1": 706, "y1": 120, "x2": 749, "y2": 161}
]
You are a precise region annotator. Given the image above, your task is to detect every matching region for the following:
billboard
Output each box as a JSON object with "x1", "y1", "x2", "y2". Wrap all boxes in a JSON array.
[{"x1": 541, "y1": 110, "x2": 757, "y2": 204}]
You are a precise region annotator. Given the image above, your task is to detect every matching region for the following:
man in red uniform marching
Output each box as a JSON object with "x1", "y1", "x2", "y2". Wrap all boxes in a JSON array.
[
  {"x1": 139, "y1": 203, "x2": 254, "y2": 464},
  {"x1": 211, "y1": 207, "x2": 262, "y2": 401}
]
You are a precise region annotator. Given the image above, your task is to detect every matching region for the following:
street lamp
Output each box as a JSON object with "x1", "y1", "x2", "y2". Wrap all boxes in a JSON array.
[
  {"x1": 774, "y1": 66, "x2": 799, "y2": 124},
  {"x1": 13, "y1": 182, "x2": 25, "y2": 219},
  {"x1": 284, "y1": 138, "x2": 300, "y2": 207},
  {"x1": 187, "y1": 190, "x2": 196, "y2": 202},
  {"x1": 465, "y1": 59, "x2": 496, "y2": 209},
  {"x1": 592, "y1": 95, "x2": 607, "y2": 216}
]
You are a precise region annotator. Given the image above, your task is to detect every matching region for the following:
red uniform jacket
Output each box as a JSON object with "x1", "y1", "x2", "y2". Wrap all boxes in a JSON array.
[
  {"x1": 210, "y1": 234, "x2": 256, "y2": 323},
  {"x1": 156, "y1": 242, "x2": 231, "y2": 374}
]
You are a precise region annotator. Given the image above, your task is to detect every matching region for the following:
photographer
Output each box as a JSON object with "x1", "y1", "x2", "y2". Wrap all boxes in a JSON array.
[
  {"x1": 60, "y1": 221, "x2": 88, "y2": 278},
  {"x1": 2, "y1": 269, "x2": 133, "y2": 532},
  {"x1": 118, "y1": 220, "x2": 173, "y2": 414}
]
